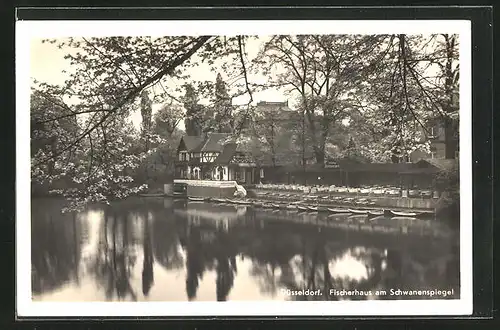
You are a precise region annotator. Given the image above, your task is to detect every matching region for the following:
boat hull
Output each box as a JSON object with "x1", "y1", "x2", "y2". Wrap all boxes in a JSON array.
[
  {"x1": 390, "y1": 210, "x2": 418, "y2": 217},
  {"x1": 348, "y1": 209, "x2": 368, "y2": 215}
]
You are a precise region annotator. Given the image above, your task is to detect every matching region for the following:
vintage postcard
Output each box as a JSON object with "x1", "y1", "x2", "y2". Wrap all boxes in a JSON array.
[{"x1": 16, "y1": 18, "x2": 472, "y2": 316}]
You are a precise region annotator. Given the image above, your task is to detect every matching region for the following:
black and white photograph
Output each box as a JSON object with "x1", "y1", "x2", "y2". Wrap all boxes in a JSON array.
[{"x1": 16, "y1": 19, "x2": 472, "y2": 316}]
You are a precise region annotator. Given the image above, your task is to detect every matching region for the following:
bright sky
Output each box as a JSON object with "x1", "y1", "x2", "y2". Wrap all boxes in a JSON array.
[{"x1": 29, "y1": 37, "x2": 288, "y2": 131}]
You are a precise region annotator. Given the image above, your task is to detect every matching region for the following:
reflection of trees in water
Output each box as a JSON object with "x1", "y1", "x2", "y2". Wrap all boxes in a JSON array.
[
  {"x1": 184, "y1": 226, "x2": 205, "y2": 301},
  {"x1": 31, "y1": 199, "x2": 81, "y2": 295},
  {"x1": 151, "y1": 209, "x2": 184, "y2": 271},
  {"x1": 214, "y1": 230, "x2": 237, "y2": 301},
  {"x1": 88, "y1": 208, "x2": 138, "y2": 301},
  {"x1": 239, "y1": 220, "x2": 461, "y2": 301},
  {"x1": 181, "y1": 217, "x2": 238, "y2": 301},
  {"x1": 242, "y1": 229, "x2": 389, "y2": 301},
  {"x1": 247, "y1": 231, "x2": 301, "y2": 297},
  {"x1": 379, "y1": 240, "x2": 460, "y2": 297},
  {"x1": 142, "y1": 211, "x2": 154, "y2": 297}
]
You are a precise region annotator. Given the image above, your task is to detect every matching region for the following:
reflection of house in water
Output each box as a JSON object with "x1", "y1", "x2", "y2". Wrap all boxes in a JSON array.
[{"x1": 175, "y1": 203, "x2": 247, "y2": 236}]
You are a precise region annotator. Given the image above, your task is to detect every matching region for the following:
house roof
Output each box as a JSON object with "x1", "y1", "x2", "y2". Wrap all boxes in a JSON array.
[
  {"x1": 214, "y1": 143, "x2": 237, "y2": 164},
  {"x1": 417, "y1": 158, "x2": 458, "y2": 171},
  {"x1": 191, "y1": 133, "x2": 232, "y2": 152},
  {"x1": 181, "y1": 135, "x2": 204, "y2": 152}
]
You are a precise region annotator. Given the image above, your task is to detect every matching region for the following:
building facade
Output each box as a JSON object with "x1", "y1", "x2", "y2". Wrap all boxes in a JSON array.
[
  {"x1": 174, "y1": 133, "x2": 262, "y2": 185},
  {"x1": 410, "y1": 119, "x2": 459, "y2": 162}
]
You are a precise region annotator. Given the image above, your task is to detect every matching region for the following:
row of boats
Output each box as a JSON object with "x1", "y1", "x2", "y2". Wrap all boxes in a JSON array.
[{"x1": 187, "y1": 196, "x2": 435, "y2": 219}]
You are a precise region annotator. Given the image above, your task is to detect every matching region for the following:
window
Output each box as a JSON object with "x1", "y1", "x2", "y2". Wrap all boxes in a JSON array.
[
  {"x1": 260, "y1": 168, "x2": 264, "y2": 178},
  {"x1": 429, "y1": 126, "x2": 435, "y2": 138},
  {"x1": 192, "y1": 167, "x2": 201, "y2": 180},
  {"x1": 241, "y1": 169, "x2": 246, "y2": 182}
]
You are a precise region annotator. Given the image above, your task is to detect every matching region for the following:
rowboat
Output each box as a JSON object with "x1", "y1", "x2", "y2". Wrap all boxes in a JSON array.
[
  {"x1": 188, "y1": 196, "x2": 205, "y2": 202},
  {"x1": 328, "y1": 208, "x2": 349, "y2": 214},
  {"x1": 262, "y1": 203, "x2": 274, "y2": 209},
  {"x1": 348, "y1": 209, "x2": 368, "y2": 215},
  {"x1": 390, "y1": 210, "x2": 418, "y2": 217},
  {"x1": 307, "y1": 206, "x2": 318, "y2": 212},
  {"x1": 297, "y1": 205, "x2": 308, "y2": 211},
  {"x1": 212, "y1": 198, "x2": 227, "y2": 203},
  {"x1": 317, "y1": 207, "x2": 329, "y2": 213},
  {"x1": 286, "y1": 204, "x2": 298, "y2": 210}
]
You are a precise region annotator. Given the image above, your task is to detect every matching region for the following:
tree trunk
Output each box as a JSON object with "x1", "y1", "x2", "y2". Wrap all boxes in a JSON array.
[
  {"x1": 313, "y1": 146, "x2": 325, "y2": 164},
  {"x1": 444, "y1": 117, "x2": 457, "y2": 159},
  {"x1": 443, "y1": 34, "x2": 458, "y2": 159}
]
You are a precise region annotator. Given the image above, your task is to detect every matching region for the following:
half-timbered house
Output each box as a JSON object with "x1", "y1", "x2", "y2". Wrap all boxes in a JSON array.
[{"x1": 175, "y1": 133, "x2": 260, "y2": 185}]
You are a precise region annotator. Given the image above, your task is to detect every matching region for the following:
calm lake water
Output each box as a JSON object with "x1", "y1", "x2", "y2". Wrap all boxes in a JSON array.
[{"x1": 31, "y1": 197, "x2": 460, "y2": 302}]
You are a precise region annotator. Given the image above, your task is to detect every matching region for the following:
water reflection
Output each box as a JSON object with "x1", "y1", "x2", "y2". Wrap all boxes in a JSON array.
[
  {"x1": 142, "y1": 211, "x2": 154, "y2": 297},
  {"x1": 31, "y1": 197, "x2": 460, "y2": 302},
  {"x1": 31, "y1": 200, "x2": 82, "y2": 295},
  {"x1": 88, "y1": 208, "x2": 138, "y2": 301}
]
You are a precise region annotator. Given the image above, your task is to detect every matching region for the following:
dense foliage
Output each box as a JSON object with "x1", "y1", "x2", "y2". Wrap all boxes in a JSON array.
[{"x1": 31, "y1": 34, "x2": 459, "y2": 210}]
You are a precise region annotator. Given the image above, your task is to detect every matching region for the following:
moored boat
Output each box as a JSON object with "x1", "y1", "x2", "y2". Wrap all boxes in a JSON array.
[
  {"x1": 307, "y1": 206, "x2": 318, "y2": 212},
  {"x1": 348, "y1": 209, "x2": 368, "y2": 215},
  {"x1": 188, "y1": 196, "x2": 205, "y2": 202},
  {"x1": 328, "y1": 212, "x2": 351, "y2": 218},
  {"x1": 212, "y1": 198, "x2": 227, "y2": 203},
  {"x1": 328, "y1": 207, "x2": 349, "y2": 214},
  {"x1": 297, "y1": 205, "x2": 308, "y2": 212},
  {"x1": 390, "y1": 210, "x2": 418, "y2": 217}
]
